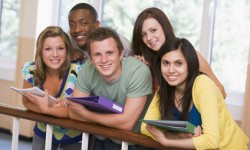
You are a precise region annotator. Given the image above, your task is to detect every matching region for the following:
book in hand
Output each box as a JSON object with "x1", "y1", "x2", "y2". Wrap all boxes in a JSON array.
[
  {"x1": 10, "y1": 86, "x2": 56, "y2": 106},
  {"x1": 141, "y1": 120, "x2": 197, "y2": 134},
  {"x1": 66, "y1": 96, "x2": 123, "y2": 114}
]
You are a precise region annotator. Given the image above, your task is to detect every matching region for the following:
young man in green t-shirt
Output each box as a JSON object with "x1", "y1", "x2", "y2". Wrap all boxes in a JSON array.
[{"x1": 67, "y1": 27, "x2": 153, "y2": 150}]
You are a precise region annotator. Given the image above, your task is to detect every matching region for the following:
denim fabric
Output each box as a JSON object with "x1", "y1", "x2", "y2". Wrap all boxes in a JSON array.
[{"x1": 32, "y1": 134, "x2": 81, "y2": 150}]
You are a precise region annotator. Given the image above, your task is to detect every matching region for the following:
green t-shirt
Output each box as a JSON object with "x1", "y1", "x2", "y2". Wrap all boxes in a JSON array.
[{"x1": 76, "y1": 57, "x2": 152, "y2": 132}]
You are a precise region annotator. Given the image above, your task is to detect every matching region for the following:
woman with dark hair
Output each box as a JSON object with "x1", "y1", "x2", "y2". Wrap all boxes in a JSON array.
[
  {"x1": 132, "y1": 7, "x2": 226, "y2": 98},
  {"x1": 141, "y1": 38, "x2": 248, "y2": 149}
]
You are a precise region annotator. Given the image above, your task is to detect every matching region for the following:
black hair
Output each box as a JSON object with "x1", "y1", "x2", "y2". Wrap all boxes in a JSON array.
[
  {"x1": 155, "y1": 38, "x2": 200, "y2": 120},
  {"x1": 69, "y1": 3, "x2": 98, "y2": 20}
]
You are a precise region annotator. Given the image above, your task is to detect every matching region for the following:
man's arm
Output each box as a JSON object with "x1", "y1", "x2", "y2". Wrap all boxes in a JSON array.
[
  {"x1": 68, "y1": 93, "x2": 148, "y2": 131},
  {"x1": 68, "y1": 87, "x2": 91, "y2": 121}
]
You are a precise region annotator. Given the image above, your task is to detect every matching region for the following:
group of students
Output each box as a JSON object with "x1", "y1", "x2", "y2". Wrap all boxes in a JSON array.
[{"x1": 21, "y1": 3, "x2": 249, "y2": 150}]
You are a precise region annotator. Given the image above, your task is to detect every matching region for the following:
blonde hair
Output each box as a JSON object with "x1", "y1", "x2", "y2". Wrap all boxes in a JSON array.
[{"x1": 34, "y1": 26, "x2": 73, "y2": 86}]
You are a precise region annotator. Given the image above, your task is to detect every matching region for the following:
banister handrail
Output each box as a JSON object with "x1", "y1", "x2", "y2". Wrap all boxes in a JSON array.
[{"x1": 0, "y1": 103, "x2": 183, "y2": 150}]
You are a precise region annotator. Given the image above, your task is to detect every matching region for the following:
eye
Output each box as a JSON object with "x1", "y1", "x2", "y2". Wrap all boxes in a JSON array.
[
  {"x1": 80, "y1": 20, "x2": 88, "y2": 26},
  {"x1": 58, "y1": 47, "x2": 65, "y2": 51},
  {"x1": 93, "y1": 53, "x2": 101, "y2": 57},
  {"x1": 176, "y1": 61, "x2": 183, "y2": 66},
  {"x1": 141, "y1": 32, "x2": 146, "y2": 38},
  {"x1": 162, "y1": 60, "x2": 169, "y2": 66},
  {"x1": 44, "y1": 47, "x2": 51, "y2": 51},
  {"x1": 150, "y1": 28, "x2": 157, "y2": 33},
  {"x1": 69, "y1": 22, "x2": 75, "y2": 28},
  {"x1": 107, "y1": 51, "x2": 113, "y2": 55}
]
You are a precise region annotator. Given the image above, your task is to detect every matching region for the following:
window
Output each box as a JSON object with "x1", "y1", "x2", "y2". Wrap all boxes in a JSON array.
[
  {"x1": 58, "y1": 0, "x2": 249, "y2": 120},
  {"x1": 59, "y1": 0, "x2": 92, "y2": 32},
  {"x1": 102, "y1": 0, "x2": 203, "y2": 49},
  {"x1": 0, "y1": 0, "x2": 20, "y2": 59},
  {"x1": 0, "y1": 0, "x2": 20, "y2": 81},
  {"x1": 212, "y1": 0, "x2": 250, "y2": 92}
]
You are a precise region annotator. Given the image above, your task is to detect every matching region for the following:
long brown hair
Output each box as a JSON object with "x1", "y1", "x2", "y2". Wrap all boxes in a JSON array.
[
  {"x1": 34, "y1": 26, "x2": 73, "y2": 86},
  {"x1": 155, "y1": 38, "x2": 199, "y2": 120},
  {"x1": 132, "y1": 7, "x2": 176, "y2": 70}
]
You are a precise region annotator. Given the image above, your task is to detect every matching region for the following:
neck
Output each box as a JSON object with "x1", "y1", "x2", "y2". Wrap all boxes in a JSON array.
[
  {"x1": 46, "y1": 69, "x2": 60, "y2": 78},
  {"x1": 175, "y1": 89, "x2": 184, "y2": 108},
  {"x1": 80, "y1": 44, "x2": 87, "y2": 51},
  {"x1": 175, "y1": 88, "x2": 184, "y2": 97}
]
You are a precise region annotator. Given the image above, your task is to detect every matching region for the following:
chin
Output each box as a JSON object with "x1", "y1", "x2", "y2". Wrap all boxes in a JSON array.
[
  {"x1": 77, "y1": 42, "x2": 86, "y2": 48},
  {"x1": 167, "y1": 82, "x2": 178, "y2": 86},
  {"x1": 151, "y1": 47, "x2": 160, "y2": 52}
]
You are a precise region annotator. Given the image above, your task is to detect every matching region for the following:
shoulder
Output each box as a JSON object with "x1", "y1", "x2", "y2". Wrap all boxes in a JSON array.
[
  {"x1": 77, "y1": 59, "x2": 97, "y2": 80},
  {"x1": 193, "y1": 74, "x2": 218, "y2": 92},
  {"x1": 123, "y1": 57, "x2": 149, "y2": 69},
  {"x1": 118, "y1": 34, "x2": 133, "y2": 57},
  {"x1": 122, "y1": 57, "x2": 151, "y2": 76},
  {"x1": 82, "y1": 59, "x2": 92, "y2": 68},
  {"x1": 21, "y1": 61, "x2": 36, "y2": 84},
  {"x1": 22, "y1": 61, "x2": 36, "y2": 72},
  {"x1": 192, "y1": 74, "x2": 222, "y2": 104},
  {"x1": 193, "y1": 74, "x2": 215, "y2": 88},
  {"x1": 70, "y1": 62, "x2": 83, "y2": 71}
]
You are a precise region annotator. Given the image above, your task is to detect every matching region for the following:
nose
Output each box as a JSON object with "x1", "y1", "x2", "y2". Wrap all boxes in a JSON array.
[
  {"x1": 169, "y1": 64, "x2": 175, "y2": 73},
  {"x1": 147, "y1": 33, "x2": 153, "y2": 41},
  {"x1": 100, "y1": 54, "x2": 108, "y2": 63},
  {"x1": 52, "y1": 49, "x2": 58, "y2": 57},
  {"x1": 73, "y1": 23, "x2": 81, "y2": 33}
]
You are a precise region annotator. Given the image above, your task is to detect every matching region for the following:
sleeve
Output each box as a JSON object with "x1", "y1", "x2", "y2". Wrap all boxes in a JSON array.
[
  {"x1": 119, "y1": 34, "x2": 133, "y2": 57},
  {"x1": 140, "y1": 92, "x2": 161, "y2": 139},
  {"x1": 21, "y1": 61, "x2": 35, "y2": 85},
  {"x1": 72, "y1": 62, "x2": 83, "y2": 75},
  {"x1": 64, "y1": 63, "x2": 83, "y2": 97},
  {"x1": 75, "y1": 61, "x2": 92, "y2": 94},
  {"x1": 192, "y1": 75, "x2": 220, "y2": 149},
  {"x1": 127, "y1": 63, "x2": 153, "y2": 98}
]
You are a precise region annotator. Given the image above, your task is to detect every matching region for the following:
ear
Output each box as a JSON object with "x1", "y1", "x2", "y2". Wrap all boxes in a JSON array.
[
  {"x1": 120, "y1": 49, "x2": 124, "y2": 60},
  {"x1": 95, "y1": 20, "x2": 100, "y2": 28}
]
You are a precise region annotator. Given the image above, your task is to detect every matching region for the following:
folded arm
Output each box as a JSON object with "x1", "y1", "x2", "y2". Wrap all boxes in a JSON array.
[
  {"x1": 22, "y1": 80, "x2": 69, "y2": 118},
  {"x1": 68, "y1": 88, "x2": 148, "y2": 130}
]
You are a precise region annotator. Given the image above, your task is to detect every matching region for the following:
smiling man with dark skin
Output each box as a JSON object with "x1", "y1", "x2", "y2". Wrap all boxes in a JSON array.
[
  {"x1": 68, "y1": 3, "x2": 132, "y2": 61},
  {"x1": 68, "y1": 4, "x2": 100, "y2": 51}
]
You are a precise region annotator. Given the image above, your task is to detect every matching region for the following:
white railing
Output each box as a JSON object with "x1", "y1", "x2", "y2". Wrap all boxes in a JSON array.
[{"x1": 0, "y1": 103, "x2": 181, "y2": 150}]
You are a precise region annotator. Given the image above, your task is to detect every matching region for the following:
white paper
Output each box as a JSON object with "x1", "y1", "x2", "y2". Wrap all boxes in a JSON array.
[{"x1": 10, "y1": 86, "x2": 56, "y2": 105}]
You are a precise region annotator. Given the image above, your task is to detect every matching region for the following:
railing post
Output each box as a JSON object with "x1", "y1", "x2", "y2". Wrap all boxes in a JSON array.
[
  {"x1": 45, "y1": 124, "x2": 53, "y2": 150},
  {"x1": 11, "y1": 117, "x2": 19, "y2": 150},
  {"x1": 81, "y1": 132, "x2": 89, "y2": 150},
  {"x1": 121, "y1": 141, "x2": 128, "y2": 150}
]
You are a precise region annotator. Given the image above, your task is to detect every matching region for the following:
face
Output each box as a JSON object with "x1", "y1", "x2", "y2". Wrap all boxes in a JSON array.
[
  {"x1": 141, "y1": 18, "x2": 165, "y2": 51},
  {"x1": 161, "y1": 49, "x2": 188, "y2": 90},
  {"x1": 42, "y1": 37, "x2": 67, "y2": 73},
  {"x1": 90, "y1": 38, "x2": 124, "y2": 82},
  {"x1": 69, "y1": 9, "x2": 99, "y2": 49}
]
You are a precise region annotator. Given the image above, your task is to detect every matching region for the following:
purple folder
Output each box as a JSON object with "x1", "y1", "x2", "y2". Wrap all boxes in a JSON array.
[{"x1": 66, "y1": 96, "x2": 123, "y2": 114}]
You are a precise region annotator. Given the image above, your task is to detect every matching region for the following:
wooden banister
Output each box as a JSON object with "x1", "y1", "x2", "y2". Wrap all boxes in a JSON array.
[{"x1": 0, "y1": 103, "x2": 183, "y2": 150}]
